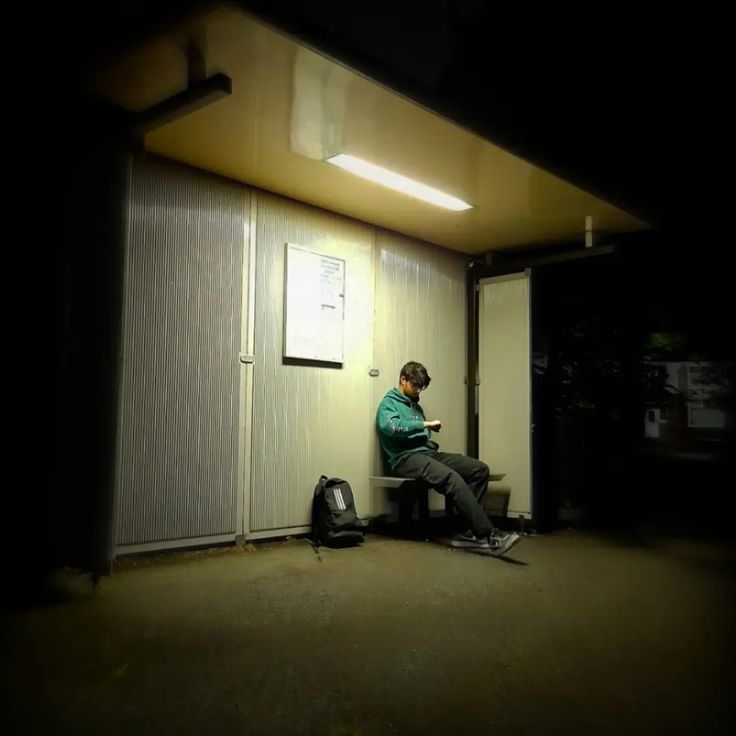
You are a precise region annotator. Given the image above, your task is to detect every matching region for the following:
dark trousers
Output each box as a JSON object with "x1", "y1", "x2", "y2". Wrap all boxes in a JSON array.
[{"x1": 393, "y1": 452, "x2": 494, "y2": 538}]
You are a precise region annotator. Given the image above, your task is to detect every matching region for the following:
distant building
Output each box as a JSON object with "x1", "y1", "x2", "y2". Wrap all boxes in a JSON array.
[{"x1": 644, "y1": 362, "x2": 730, "y2": 445}]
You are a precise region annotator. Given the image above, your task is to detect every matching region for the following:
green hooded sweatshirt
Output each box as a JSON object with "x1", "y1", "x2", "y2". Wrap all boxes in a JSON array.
[{"x1": 376, "y1": 387, "x2": 439, "y2": 470}]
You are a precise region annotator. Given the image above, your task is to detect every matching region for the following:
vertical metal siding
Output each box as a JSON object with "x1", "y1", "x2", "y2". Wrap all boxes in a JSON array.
[
  {"x1": 249, "y1": 193, "x2": 375, "y2": 531},
  {"x1": 116, "y1": 158, "x2": 249, "y2": 545}
]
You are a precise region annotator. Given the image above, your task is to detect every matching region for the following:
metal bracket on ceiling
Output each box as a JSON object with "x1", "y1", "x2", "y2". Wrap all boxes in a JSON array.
[
  {"x1": 133, "y1": 72, "x2": 232, "y2": 137},
  {"x1": 132, "y1": 34, "x2": 231, "y2": 139}
]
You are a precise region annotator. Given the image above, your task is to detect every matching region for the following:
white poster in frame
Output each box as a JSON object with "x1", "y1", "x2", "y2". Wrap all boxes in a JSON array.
[{"x1": 284, "y1": 243, "x2": 345, "y2": 363}]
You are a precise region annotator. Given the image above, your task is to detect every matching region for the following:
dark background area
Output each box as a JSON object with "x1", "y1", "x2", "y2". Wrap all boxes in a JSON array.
[{"x1": 529, "y1": 234, "x2": 735, "y2": 535}]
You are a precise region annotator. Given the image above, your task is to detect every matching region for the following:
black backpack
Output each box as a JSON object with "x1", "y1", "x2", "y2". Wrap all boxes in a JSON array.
[{"x1": 312, "y1": 476, "x2": 369, "y2": 548}]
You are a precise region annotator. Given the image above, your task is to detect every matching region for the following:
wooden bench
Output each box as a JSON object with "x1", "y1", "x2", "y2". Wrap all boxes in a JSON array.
[{"x1": 369, "y1": 473, "x2": 507, "y2": 524}]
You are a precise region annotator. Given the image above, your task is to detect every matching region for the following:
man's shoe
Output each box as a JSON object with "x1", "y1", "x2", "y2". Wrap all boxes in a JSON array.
[
  {"x1": 451, "y1": 530, "x2": 522, "y2": 556},
  {"x1": 451, "y1": 532, "x2": 491, "y2": 550},
  {"x1": 486, "y1": 530, "x2": 521, "y2": 557}
]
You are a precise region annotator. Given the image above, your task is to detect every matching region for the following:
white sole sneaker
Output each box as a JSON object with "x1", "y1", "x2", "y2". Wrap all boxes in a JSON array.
[
  {"x1": 452, "y1": 531, "x2": 522, "y2": 557},
  {"x1": 451, "y1": 536, "x2": 492, "y2": 550},
  {"x1": 486, "y1": 532, "x2": 522, "y2": 557}
]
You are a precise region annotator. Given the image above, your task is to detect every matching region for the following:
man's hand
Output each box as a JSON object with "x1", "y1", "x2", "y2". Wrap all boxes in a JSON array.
[{"x1": 424, "y1": 420, "x2": 442, "y2": 432}]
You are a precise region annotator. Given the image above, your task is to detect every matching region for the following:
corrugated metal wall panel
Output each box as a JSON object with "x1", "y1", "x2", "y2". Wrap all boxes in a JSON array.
[
  {"x1": 116, "y1": 157, "x2": 249, "y2": 545},
  {"x1": 372, "y1": 232, "x2": 467, "y2": 511},
  {"x1": 250, "y1": 193, "x2": 375, "y2": 531}
]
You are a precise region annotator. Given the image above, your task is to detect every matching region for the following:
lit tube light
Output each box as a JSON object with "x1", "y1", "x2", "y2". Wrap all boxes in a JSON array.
[{"x1": 325, "y1": 153, "x2": 472, "y2": 211}]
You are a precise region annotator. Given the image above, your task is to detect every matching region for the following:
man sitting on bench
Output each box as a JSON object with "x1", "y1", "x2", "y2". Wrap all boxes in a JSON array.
[{"x1": 376, "y1": 361, "x2": 521, "y2": 557}]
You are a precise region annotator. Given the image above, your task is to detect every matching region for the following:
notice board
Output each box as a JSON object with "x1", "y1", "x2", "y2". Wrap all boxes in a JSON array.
[{"x1": 284, "y1": 243, "x2": 345, "y2": 363}]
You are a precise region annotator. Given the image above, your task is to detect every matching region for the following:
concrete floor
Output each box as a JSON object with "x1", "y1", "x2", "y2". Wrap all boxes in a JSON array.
[{"x1": 2, "y1": 528, "x2": 735, "y2": 736}]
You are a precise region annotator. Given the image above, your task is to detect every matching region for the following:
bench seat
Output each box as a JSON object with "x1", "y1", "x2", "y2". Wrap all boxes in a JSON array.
[{"x1": 368, "y1": 473, "x2": 507, "y2": 523}]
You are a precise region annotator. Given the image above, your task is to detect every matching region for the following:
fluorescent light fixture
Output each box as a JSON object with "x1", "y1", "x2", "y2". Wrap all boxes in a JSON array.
[{"x1": 325, "y1": 153, "x2": 472, "y2": 211}]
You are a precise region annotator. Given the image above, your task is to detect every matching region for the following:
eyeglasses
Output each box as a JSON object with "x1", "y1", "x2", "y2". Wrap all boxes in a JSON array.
[{"x1": 409, "y1": 381, "x2": 426, "y2": 392}]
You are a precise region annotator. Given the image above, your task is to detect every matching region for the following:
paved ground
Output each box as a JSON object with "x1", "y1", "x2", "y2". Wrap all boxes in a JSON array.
[{"x1": 2, "y1": 528, "x2": 735, "y2": 735}]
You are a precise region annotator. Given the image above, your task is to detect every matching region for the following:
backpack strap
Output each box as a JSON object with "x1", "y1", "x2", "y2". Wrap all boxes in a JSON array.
[{"x1": 310, "y1": 476, "x2": 330, "y2": 550}]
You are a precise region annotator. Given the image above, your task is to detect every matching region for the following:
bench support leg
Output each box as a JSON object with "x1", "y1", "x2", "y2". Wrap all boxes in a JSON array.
[{"x1": 417, "y1": 488, "x2": 429, "y2": 521}]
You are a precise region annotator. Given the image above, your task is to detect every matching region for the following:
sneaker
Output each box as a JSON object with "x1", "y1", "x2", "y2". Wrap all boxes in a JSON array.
[
  {"x1": 486, "y1": 530, "x2": 521, "y2": 557},
  {"x1": 451, "y1": 532, "x2": 491, "y2": 550}
]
